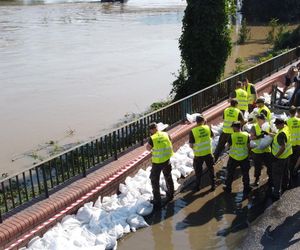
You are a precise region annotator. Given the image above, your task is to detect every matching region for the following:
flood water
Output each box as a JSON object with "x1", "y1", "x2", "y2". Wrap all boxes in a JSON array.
[
  {"x1": 0, "y1": 0, "x2": 186, "y2": 175},
  {"x1": 119, "y1": 165, "x2": 273, "y2": 250},
  {"x1": 0, "y1": 0, "x2": 272, "y2": 176}
]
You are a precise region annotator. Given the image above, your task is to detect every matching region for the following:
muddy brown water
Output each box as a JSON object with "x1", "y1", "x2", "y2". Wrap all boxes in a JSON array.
[
  {"x1": 0, "y1": 0, "x2": 275, "y2": 177},
  {"x1": 118, "y1": 163, "x2": 273, "y2": 250}
]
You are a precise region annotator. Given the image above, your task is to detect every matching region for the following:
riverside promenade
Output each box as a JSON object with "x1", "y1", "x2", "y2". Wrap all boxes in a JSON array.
[{"x1": 0, "y1": 55, "x2": 299, "y2": 249}]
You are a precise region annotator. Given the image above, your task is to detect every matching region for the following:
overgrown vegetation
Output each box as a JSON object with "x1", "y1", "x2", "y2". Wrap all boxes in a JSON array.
[
  {"x1": 274, "y1": 25, "x2": 300, "y2": 50},
  {"x1": 242, "y1": 0, "x2": 300, "y2": 23},
  {"x1": 238, "y1": 19, "x2": 251, "y2": 44},
  {"x1": 171, "y1": 0, "x2": 233, "y2": 100}
]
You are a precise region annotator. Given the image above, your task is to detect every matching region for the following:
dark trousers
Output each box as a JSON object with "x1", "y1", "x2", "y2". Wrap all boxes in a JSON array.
[
  {"x1": 225, "y1": 157, "x2": 250, "y2": 191},
  {"x1": 214, "y1": 132, "x2": 230, "y2": 162},
  {"x1": 290, "y1": 145, "x2": 300, "y2": 174},
  {"x1": 193, "y1": 154, "x2": 215, "y2": 187},
  {"x1": 272, "y1": 158, "x2": 289, "y2": 197},
  {"x1": 252, "y1": 152, "x2": 273, "y2": 186},
  {"x1": 150, "y1": 160, "x2": 174, "y2": 205},
  {"x1": 290, "y1": 146, "x2": 300, "y2": 186}
]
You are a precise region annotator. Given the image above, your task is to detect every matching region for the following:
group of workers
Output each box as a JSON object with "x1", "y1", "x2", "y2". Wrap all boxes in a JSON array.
[{"x1": 146, "y1": 77, "x2": 300, "y2": 210}]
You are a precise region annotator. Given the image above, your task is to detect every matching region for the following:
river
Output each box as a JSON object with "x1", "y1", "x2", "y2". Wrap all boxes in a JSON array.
[
  {"x1": 0, "y1": 0, "x2": 273, "y2": 177},
  {"x1": 0, "y1": 0, "x2": 186, "y2": 176}
]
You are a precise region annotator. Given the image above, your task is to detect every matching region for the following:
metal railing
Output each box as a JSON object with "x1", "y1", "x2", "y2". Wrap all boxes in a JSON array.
[{"x1": 1, "y1": 47, "x2": 299, "y2": 222}]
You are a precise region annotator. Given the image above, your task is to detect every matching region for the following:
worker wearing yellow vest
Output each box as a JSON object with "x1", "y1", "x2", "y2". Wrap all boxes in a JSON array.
[
  {"x1": 223, "y1": 121, "x2": 251, "y2": 195},
  {"x1": 249, "y1": 113, "x2": 273, "y2": 188},
  {"x1": 256, "y1": 98, "x2": 272, "y2": 123},
  {"x1": 189, "y1": 115, "x2": 215, "y2": 192},
  {"x1": 271, "y1": 118, "x2": 293, "y2": 200},
  {"x1": 242, "y1": 78, "x2": 257, "y2": 112},
  {"x1": 146, "y1": 123, "x2": 174, "y2": 210},
  {"x1": 230, "y1": 81, "x2": 248, "y2": 114},
  {"x1": 287, "y1": 106, "x2": 300, "y2": 186},
  {"x1": 214, "y1": 99, "x2": 245, "y2": 162}
]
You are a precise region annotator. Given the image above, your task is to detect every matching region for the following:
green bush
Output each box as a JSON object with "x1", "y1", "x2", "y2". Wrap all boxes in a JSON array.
[{"x1": 172, "y1": 0, "x2": 233, "y2": 100}]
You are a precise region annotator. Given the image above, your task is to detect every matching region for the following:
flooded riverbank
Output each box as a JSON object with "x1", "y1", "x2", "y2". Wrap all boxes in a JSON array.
[{"x1": 118, "y1": 163, "x2": 273, "y2": 250}]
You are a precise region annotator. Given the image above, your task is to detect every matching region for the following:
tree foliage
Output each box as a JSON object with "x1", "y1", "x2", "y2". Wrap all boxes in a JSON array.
[
  {"x1": 172, "y1": 0, "x2": 232, "y2": 100},
  {"x1": 274, "y1": 25, "x2": 300, "y2": 50},
  {"x1": 242, "y1": 0, "x2": 300, "y2": 23}
]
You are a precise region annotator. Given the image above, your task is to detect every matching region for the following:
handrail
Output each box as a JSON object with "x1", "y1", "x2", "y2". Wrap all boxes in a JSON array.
[{"x1": 0, "y1": 46, "x2": 299, "y2": 222}]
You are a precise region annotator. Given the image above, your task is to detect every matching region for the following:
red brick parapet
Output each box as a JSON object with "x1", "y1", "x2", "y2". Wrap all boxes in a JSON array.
[{"x1": 0, "y1": 65, "x2": 290, "y2": 250}]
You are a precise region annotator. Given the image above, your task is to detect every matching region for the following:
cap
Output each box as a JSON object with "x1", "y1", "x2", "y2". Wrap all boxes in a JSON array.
[
  {"x1": 195, "y1": 115, "x2": 205, "y2": 123},
  {"x1": 148, "y1": 122, "x2": 157, "y2": 130},
  {"x1": 256, "y1": 98, "x2": 265, "y2": 104},
  {"x1": 256, "y1": 113, "x2": 266, "y2": 120},
  {"x1": 274, "y1": 118, "x2": 285, "y2": 125},
  {"x1": 231, "y1": 121, "x2": 241, "y2": 128}
]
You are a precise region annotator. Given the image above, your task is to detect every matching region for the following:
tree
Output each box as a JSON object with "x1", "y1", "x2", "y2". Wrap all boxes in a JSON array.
[{"x1": 172, "y1": 0, "x2": 232, "y2": 100}]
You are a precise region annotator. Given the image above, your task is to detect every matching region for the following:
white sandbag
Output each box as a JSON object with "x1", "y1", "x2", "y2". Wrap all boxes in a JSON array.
[
  {"x1": 171, "y1": 168, "x2": 181, "y2": 179},
  {"x1": 94, "y1": 196, "x2": 102, "y2": 209},
  {"x1": 261, "y1": 122, "x2": 270, "y2": 132},
  {"x1": 135, "y1": 200, "x2": 153, "y2": 216},
  {"x1": 176, "y1": 164, "x2": 193, "y2": 178},
  {"x1": 27, "y1": 236, "x2": 45, "y2": 250},
  {"x1": 76, "y1": 202, "x2": 95, "y2": 224},
  {"x1": 95, "y1": 233, "x2": 117, "y2": 250},
  {"x1": 126, "y1": 214, "x2": 149, "y2": 232},
  {"x1": 61, "y1": 215, "x2": 81, "y2": 231},
  {"x1": 211, "y1": 123, "x2": 223, "y2": 136},
  {"x1": 250, "y1": 140, "x2": 257, "y2": 149},
  {"x1": 186, "y1": 113, "x2": 201, "y2": 123},
  {"x1": 256, "y1": 135, "x2": 273, "y2": 150},
  {"x1": 286, "y1": 87, "x2": 295, "y2": 100},
  {"x1": 156, "y1": 122, "x2": 169, "y2": 131},
  {"x1": 102, "y1": 195, "x2": 121, "y2": 212}
]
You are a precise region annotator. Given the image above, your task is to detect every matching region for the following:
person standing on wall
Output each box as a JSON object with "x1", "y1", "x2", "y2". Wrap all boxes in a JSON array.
[
  {"x1": 214, "y1": 99, "x2": 245, "y2": 162},
  {"x1": 189, "y1": 115, "x2": 215, "y2": 192},
  {"x1": 271, "y1": 118, "x2": 293, "y2": 200},
  {"x1": 230, "y1": 81, "x2": 248, "y2": 114},
  {"x1": 256, "y1": 98, "x2": 272, "y2": 123},
  {"x1": 223, "y1": 121, "x2": 251, "y2": 196},
  {"x1": 287, "y1": 106, "x2": 300, "y2": 187},
  {"x1": 242, "y1": 78, "x2": 257, "y2": 113},
  {"x1": 146, "y1": 123, "x2": 174, "y2": 210},
  {"x1": 249, "y1": 113, "x2": 273, "y2": 188}
]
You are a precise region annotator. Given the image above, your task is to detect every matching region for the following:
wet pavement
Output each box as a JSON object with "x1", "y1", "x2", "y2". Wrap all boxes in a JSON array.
[{"x1": 118, "y1": 160, "x2": 300, "y2": 250}]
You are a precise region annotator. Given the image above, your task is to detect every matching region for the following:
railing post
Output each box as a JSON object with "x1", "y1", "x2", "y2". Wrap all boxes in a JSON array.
[
  {"x1": 140, "y1": 119, "x2": 144, "y2": 146},
  {"x1": 0, "y1": 210, "x2": 2, "y2": 223},
  {"x1": 113, "y1": 131, "x2": 118, "y2": 160},
  {"x1": 81, "y1": 147, "x2": 86, "y2": 177},
  {"x1": 41, "y1": 165, "x2": 49, "y2": 198}
]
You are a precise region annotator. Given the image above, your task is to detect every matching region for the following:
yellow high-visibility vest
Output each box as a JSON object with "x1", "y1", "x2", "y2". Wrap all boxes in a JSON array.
[
  {"x1": 251, "y1": 123, "x2": 271, "y2": 154},
  {"x1": 223, "y1": 107, "x2": 240, "y2": 134},
  {"x1": 151, "y1": 131, "x2": 173, "y2": 164},
  {"x1": 245, "y1": 83, "x2": 256, "y2": 104},
  {"x1": 229, "y1": 131, "x2": 249, "y2": 161},
  {"x1": 271, "y1": 125, "x2": 293, "y2": 159},
  {"x1": 235, "y1": 88, "x2": 248, "y2": 111},
  {"x1": 191, "y1": 125, "x2": 212, "y2": 157},
  {"x1": 257, "y1": 105, "x2": 271, "y2": 122},
  {"x1": 287, "y1": 117, "x2": 300, "y2": 146}
]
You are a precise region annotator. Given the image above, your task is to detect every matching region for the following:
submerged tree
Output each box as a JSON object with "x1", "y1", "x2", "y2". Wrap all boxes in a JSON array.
[{"x1": 172, "y1": 0, "x2": 232, "y2": 100}]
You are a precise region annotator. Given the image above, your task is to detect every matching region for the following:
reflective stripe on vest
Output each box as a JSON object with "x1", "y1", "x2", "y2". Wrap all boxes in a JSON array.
[
  {"x1": 246, "y1": 83, "x2": 255, "y2": 104},
  {"x1": 271, "y1": 126, "x2": 293, "y2": 159},
  {"x1": 229, "y1": 131, "x2": 249, "y2": 161},
  {"x1": 151, "y1": 131, "x2": 173, "y2": 163},
  {"x1": 223, "y1": 107, "x2": 240, "y2": 134},
  {"x1": 251, "y1": 123, "x2": 271, "y2": 154},
  {"x1": 258, "y1": 106, "x2": 271, "y2": 122},
  {"x1": 191, "y1": 125, "x2": 212, "y2": 156},
  {"x1": 287, "y1": 117, "x2": 300, "y2": 146},
  {"x1": 235, "y1": 88, "x2": 248, "y2": 111}
]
